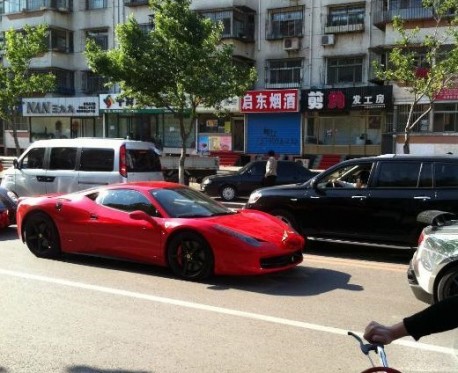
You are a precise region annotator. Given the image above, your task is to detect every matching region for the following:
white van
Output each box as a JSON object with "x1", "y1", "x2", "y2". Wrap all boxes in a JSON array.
[{"x1": 1, "y1": 138, "x2": 163, "y2": 197}]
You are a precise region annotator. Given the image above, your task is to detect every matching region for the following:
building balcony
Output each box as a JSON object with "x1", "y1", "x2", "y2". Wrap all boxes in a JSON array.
[
  {"x1": 372, "y1": 1, "x2": 441, "y2": 29},
  {"x1": 324, "y1": 14, "x2": 364, "y2": 34}
]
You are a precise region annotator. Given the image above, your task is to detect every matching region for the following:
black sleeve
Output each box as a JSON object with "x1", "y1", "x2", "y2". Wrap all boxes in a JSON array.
[{"x1": 403, "y1": 296, "x2": 458, "y2": 341}]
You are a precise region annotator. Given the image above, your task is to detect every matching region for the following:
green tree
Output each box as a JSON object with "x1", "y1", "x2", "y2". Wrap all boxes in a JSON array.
[
  {"x1": 85, "y1": 0, "x2": 257, "y2": 183},
  {"x1": 0, "y1": 25, "x2": 55, "y2": 155},
  {"x1": 375, "y1": 0, "x2": 458, "y2": 153}
]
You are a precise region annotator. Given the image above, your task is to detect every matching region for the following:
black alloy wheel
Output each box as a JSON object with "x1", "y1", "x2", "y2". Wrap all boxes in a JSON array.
[
  {"x1": 23, "y1": 212, "x2": 61, "y2": 258},
  {"x1": 270, "y1": 209, "x2": 301, "y2": 233},
  {"x1": 435, "y1": 266, "x2": 458, "y2": 302},
  {"x1": 220, "y1": 185, "x2": 237, "y2": 201},
  {"x1": 167, "y1": 231, "x2": 214, "y2": 281}
]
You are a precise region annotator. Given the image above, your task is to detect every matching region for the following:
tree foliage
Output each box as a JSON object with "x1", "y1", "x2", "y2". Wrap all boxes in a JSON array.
[
  {"x1": 374, "y1": 0, "x2": 458, "y2": 153},
  {"x1": 0, "y1": 24, "x2": 56, "y2": 155},
  {"x1": 85, "y1": 0, "x2": 257, "y2": 183}
]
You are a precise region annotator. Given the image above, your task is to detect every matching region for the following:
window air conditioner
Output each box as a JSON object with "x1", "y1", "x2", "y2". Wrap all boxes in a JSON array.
[
  {"x1": 283, "y1": 37, "x2": 300, "y2": 51},
  {"x1": 321, "y1": 34, "x2": 335, "y2": 46}
]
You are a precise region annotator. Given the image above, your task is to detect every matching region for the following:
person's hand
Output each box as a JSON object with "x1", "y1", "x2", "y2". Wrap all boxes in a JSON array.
[{"x1": 364, "y1": 321, "x2": 407, "y2": 345}]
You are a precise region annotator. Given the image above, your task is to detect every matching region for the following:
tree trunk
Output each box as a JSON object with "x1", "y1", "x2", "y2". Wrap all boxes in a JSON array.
[
  {"x1": 11, "y1": 121, "x2": 21, "y2": 156},
  {"x1": 403, "y1": 130, "x2": 410, "y2": 154}
]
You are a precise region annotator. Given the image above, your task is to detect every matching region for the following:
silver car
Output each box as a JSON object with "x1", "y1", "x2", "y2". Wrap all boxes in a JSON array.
[{"x1": 408, "y1": 210, "x2": 458, "y2": 304}]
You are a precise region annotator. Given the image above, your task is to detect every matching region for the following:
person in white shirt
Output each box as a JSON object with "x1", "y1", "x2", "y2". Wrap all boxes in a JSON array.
[{"x1": 264, "y1": 150, "x2": 278, "y2": 186}]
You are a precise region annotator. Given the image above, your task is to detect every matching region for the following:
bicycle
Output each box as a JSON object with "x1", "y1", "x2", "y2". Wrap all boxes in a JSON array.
[{"x1": 348, "y1": 331, "x2": 402, "y2": 373}]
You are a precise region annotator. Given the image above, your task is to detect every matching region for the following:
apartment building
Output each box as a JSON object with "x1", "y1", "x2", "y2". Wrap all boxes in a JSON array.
[{"x1": 1, "y1": 0, "x2": 457, "y2": 158}]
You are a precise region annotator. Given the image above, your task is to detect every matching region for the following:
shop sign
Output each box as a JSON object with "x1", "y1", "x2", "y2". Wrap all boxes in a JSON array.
[
  {"x1": 99, "y1": 93, "x2": 168, "y2": 113},
  {"x1": 23, "y1": 97, "x2": 98, "y2": 116},
  {"x1": 302, "y1": 86, "x2": 393, "y2": 112},
  {"x1": 435, "y1": 88, "x2": 458, "y2": 101},
  {"x1": 240, "y1": 89, "x2": 299, "y2": 113}
]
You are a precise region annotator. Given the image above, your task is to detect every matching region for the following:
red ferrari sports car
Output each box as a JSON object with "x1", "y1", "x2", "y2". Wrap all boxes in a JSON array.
[{"x1": 16, "y1": 181, "x2": 304, "y2": 280}]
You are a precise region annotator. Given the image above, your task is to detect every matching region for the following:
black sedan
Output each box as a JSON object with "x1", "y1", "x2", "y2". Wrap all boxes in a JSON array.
[{"x1": 201, "y1": 160, "x2": 319, "y2": 201}]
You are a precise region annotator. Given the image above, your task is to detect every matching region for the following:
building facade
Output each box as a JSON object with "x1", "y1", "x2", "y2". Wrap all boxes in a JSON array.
[{"x1": 1, "y1": 0, "x2": 457, "y2": 158}]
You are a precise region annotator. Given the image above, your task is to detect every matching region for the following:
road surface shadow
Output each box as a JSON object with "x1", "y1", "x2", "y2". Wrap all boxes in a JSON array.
[
  {"x1": 57, "y1": 254, "x2": 361, "y2": 297},
  {"x1": 0, "y1": 226, "x2": 19, "y2": 242}
]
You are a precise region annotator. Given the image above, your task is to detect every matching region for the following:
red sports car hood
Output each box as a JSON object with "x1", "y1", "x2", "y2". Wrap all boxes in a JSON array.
[{"x1": 209, "y1": 209, "x2": 301, "y2": 244}]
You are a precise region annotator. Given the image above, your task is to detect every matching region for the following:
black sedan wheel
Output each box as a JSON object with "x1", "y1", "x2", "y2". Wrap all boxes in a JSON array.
[
  {"x1": 220, "y1": 185, "x2": 237, "y2": 201},
  {"x1": 167, "y1": 231, "x2": 214, "y2": 281},
  {"x1": 23, "y1": 212, "x2": 61, "y2": 258},
  {"x1": 435, "y1": 266, "x2": 458, "y2": 302},
  {"x1": 270, "y1": 209, "x2": 301, "y2": 233}
]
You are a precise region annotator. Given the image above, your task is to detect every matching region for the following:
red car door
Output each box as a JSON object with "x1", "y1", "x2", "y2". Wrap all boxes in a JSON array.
[{"x1": 86, "y1": 189, "x2": 163, "y2": 264}]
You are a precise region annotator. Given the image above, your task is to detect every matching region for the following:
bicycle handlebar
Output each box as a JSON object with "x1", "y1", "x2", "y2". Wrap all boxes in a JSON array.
[{"x1": 348, "y1": 331, "x2": 388, "y2": 367}]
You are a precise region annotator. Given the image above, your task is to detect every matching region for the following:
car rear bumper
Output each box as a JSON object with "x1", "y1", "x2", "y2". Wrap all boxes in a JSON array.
[{"x1": 407, "y1": 260, "x2": 433, "y2": 304}]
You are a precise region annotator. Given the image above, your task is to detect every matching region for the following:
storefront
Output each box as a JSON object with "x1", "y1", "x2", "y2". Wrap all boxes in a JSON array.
[
  {"x1": 393, "y1": 87, "x2": 458, "y2": 154},
  {"x1": 301, "y1": 85, "x2": 393, "y2": 157},
  {"x1": 196, "y1": 97, "x2": 244, "y2": 153},
  {"x1": 21, "y1": 97, "x2": 101, "y2": 145},
  {"x1": 99, "y1": 94, "x2": 195, "y2": 154},
  {"x1": 241, "y1": 89, "x2": 302, "y2": 158}
]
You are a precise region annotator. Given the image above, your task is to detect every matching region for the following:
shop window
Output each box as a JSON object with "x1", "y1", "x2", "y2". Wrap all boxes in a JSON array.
[
  {"x1": 433, "y1": 103, "x2": 458, "y2": 132},
  {"x1": 266, "y1": 7, "x2": 304, "y2": 39},
  {"x1": 265, "y1": 59, "x2": 303, "y2": 88},
  {"x1": 198, "y1": 117, "x2": 228, "y2": 134},
  {"x1": 86, "y1": 29, "x2": 108, "y2": 50},
  {"x1": 327, "y1": 57, "x2": 363, "y2": 85}
]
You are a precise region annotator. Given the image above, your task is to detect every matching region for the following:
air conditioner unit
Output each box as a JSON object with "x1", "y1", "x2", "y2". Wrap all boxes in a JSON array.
[
  {"x1": 283, "y1": 37, "x2": 300, "y2": 51},
  {"x1": 321, "y1": 34, "x2": 335, "y2": 46}
]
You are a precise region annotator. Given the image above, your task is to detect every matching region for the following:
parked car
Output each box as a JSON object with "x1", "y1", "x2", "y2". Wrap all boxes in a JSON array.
[
  {"x1": 408, "y1": 210, "x2": 458, "y2": 304},
  {"x1": 1, "y1": 138, "x2": 163, "y2": 197},
  {"x1": 0, "y1": 186, "x2": 18, "y2": 229},
  {"x1": 201, "y1": 160, "x2": 319, "y2": 201},
  {"x1": 16, "y1": 181, "x2": 304, "y2": 281},
  {"x1": 245, "y1": 154, "x2": 458, "y2": 249}
]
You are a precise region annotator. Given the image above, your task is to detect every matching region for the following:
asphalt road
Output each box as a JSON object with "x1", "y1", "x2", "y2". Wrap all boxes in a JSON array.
[{"x1": 0, "y1": 227, "x2": 456, "y2": 373}]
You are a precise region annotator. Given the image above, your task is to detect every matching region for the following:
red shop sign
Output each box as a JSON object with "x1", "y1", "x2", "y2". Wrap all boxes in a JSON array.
[
  {"x1": 435, "y1": 88, "x2": 458, "y2": 101},
  {"x1": 240, "y1": 89, "x2": 299, "y2": 113}
]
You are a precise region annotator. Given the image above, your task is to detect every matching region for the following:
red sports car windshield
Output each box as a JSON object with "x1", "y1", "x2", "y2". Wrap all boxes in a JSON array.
[{"x1": 151, "y1": 187, "x2": 234, "y2": 218}]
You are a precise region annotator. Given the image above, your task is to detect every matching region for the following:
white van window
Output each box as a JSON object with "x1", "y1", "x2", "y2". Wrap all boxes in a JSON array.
[
  {"x1": 21, "y1": 148, "x2": 45, "y2": 169},
  {"x1": 49, "y1": 147, "x2": 77, "y2": 170},
  {"x1": 127, "y1": 149, "x2": 161, "y2": 172},
  {"x1": 80, "y1": 148, "x2": 114, "y2": 172}
]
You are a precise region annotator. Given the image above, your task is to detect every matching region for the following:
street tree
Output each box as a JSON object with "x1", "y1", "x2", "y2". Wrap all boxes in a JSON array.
[
  {"x1": 0, "y1": 25, "x2": 55, "y2": 155},
  {"x1": 85, "y1": 0, "x2": 257, "y2": 183},
  {"x1": 374, "y1": 0, "x2": 458, "y2": 153}
]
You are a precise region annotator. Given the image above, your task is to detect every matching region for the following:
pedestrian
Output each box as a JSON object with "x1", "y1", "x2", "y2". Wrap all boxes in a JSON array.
[
  {"x1": 264, "y1": 150, "x2": 277, "y2": 186},
  {"x1": 363, "y1": 295, "x2": 458, "y2": 345}
]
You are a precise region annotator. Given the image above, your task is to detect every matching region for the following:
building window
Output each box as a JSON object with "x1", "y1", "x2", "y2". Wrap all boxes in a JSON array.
[
  {"x1": 327, "y1": 57, "x2": 363, "y2": 85},
  {"x1": 433, "y1": 103, "x2": 458, "y2": 132},
  {"x1": 86, "y1": 29, "x2": 108, "y2": 50},
  {"x1": 267, "y1": 7, "x2": 303, "y2": 39},
  {"x1": 87, "y1": 0, "x2": 107, "y2": 10},
  {"x1": 49, "y1": 28, "x2": 73, "y2": 53},
  {"x1": 265, "y1": 59, "x2": 302, "y2": 88},
  {"x1": 396, "y1": 104, "x2": 429, "y2": 132},
  {"x1": 327, "y1": 5, "x2": 365, "y2": 26},
  {"x1": 82, "y1": 71, "x2": 108, "y2": 94},
  {"x1": 200, "y1": 9, "x2": 255, "y2": 40}
]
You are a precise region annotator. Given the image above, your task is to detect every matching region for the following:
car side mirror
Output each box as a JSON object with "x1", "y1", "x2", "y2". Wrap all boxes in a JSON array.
[
  {"x1": 129, "y1": 210, "x2": 158, "y2": 226},
  {"x1": 13, "y1": 159, "x2": 19, "y2": 169}
]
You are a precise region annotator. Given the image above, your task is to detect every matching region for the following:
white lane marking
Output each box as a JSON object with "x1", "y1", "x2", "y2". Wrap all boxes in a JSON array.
[{"x1": 0, "y1": 268, "x2": 454, "y2": 355}]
